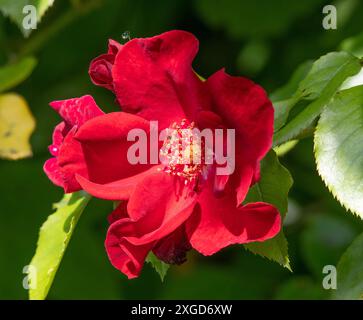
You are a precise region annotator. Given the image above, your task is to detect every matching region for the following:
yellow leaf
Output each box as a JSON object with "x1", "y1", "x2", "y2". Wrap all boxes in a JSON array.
[{"x1": 0, "y1": 93, "x2": 35, "y2": 160}]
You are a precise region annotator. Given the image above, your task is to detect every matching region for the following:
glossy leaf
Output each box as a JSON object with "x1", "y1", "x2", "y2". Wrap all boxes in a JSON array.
[
  {"x1": 314, "y1": 86, "x2": 363, "y2": 217},
  {"x1": 28, "y1": 192, "x2": 91, "y2": 300},
  {"x1": 274, "y1": 52, "x2": 361, "y2": 146}
]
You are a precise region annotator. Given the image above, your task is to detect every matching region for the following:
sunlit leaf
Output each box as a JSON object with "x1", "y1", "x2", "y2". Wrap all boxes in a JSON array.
[
  {"x1": 314, "y1": 86, "x2": 363, "y2": 217},
  {"x1": 0, "y1": 93, "x2": 35, "y2": 160},
  {"x1": 273, "y1": 140, "x2": 299, "y2": 157},
  {"x1": 0, "y1": 57, "x2": 37, "y2": 93},
  {"x1": 244, "y1": 150, "x2": 293, "y2": 270},
  {"x1": 28, "y1": 192, "x2": 91, "y2": 300},
  {"x1": 340, "y1": 31, "x2": 363, "y2": 90},
  {"x1": 274, "y1": 52, "x2": 361, "y2": 146}
]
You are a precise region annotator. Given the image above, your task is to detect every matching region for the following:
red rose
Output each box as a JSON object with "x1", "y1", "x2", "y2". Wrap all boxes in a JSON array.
[
  {"x1": 89, "y1": 39, "x2": 123, "y2": 91},
  {"x1": 43, "y1": 95, "x2": 103, "y2": 193},
  {"x1": 72, "y1": 30, "x2": 281, "y2": 279}
]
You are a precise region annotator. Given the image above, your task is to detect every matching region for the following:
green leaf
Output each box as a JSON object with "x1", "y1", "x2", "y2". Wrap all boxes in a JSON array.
[
  {"x1": 146, "y1": 252, "x2": 170, "y2": 282},
  {"x1": 244, "y1": 150, "x2": 292, "y2": 217},
  {"x1": 244, "y1": 150, "x2": 293, "y2": 270},
  {"x1": 272, "y1": 99, "x2": 298, "y2": 132},
  {"x1": 271, "y1": 60, "x2": 313, "y2": 131},
  {"x1": 339, "y1": 31, "x2": 363, "y2": 90},
  {"x1": 245, "y1": 232, "x2": 291, "y2": 271},
  {"x1": 273, "y1": 52, "x2": 361, "y2": 146},
  {"x1": 0, "y1": 57, "x2": 37, "y2": 93},
  {"x1": 295, "y1": 52, "x2": 359, "y2": 100},
  {"x1": 314, "y1": 86, "x2": 363, "y2": 217},
  {"x1": 273, "y1": 140, "x2": 299, "y2": 157},
  {"x1": 0, "y1": 0, "x2": 54, "y2": 37},
  {"x1": 333, "y1": 232, "x2": 363, "y2": 299},
  {"x1": 28, "y1": 191, "x2": 91, "y2": 300}
]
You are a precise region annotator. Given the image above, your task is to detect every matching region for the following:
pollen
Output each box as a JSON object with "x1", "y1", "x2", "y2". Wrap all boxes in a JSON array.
[{"x1": 159, "y1": 119, "x2": 206, "y2": 185}]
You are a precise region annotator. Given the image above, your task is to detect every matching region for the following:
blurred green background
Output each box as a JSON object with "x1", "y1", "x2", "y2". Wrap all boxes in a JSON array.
[{"x1": 1, "y1": 0, "x2": 363, "y2": 299}]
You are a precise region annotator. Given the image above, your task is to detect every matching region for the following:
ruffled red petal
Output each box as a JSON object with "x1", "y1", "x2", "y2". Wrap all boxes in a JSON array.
[
  {"x1": 206, "y1": 69, "x2": 274, "y2": 203},
  {"x1": 49, "y1": 95, "x2": 103, "y2": 128},
  {"x1": 75, "y1": 165, "x2": 162, "y2": 201},
  {"x1": 105, "y1": 172, "x2": 197, "y2": 278},
  {"x1": 112, "y1": 30, "x2": 208, "y2": 128},
  {"x1": 44, "y1": 96, "x2": 104, "y2": 192},
  {"x1": 43, "y1": 158, "x2": 64, "y2": 187},
  {"x1": 44, "y1": 122, "x2": 67, "y2": 187},
  {"x1": 187, "y1": 180, "x2": 281, "y2": 256},
  {"x1": 75, "y1": 112, "x2": 154, "y2": 185},
  {"x1": 57, "y1": 128, "x2": 89, "y2": 193}
]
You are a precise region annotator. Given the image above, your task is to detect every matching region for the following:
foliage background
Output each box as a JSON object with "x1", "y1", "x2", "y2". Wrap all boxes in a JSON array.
[{"x1": 1, "y1": 0, "x2": 363, "y2": 299}]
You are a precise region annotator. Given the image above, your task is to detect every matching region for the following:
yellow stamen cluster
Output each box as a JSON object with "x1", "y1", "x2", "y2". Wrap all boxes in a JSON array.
[{"x1": 159, "y1": 119, "x2": 205, "y2": 185}]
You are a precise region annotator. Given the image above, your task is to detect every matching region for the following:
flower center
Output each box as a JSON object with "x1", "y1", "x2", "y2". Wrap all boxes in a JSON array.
[{"x1": 159, "y1": 119, "x2": 208, "y2": 185}]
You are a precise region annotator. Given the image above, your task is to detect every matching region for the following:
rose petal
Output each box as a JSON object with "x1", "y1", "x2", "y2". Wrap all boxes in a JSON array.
[
  {"x1": 112, "y1": 30, "x2": 208, "y2": 128},
  {"x1": 75, "y1": 112, "x2": 154, "y2": 185},
  {"x1": 105, "y1": 172, "x2": 197, "y2": 278},
  {"x1": 49, "y1": 95, "x2": 104, "y2": 128},
  {"x1": 75, "y1": 165, "x2": 162, "y2": 201},
  {"x1": 207, "y1": 69, "x2": 274, "y2": 203},
  {"x1": 57, "y1": 127, "x2": 89, "y2": 193},
  {"x1": 187, "y1": 180, "x2": 281, "y2": 256},
  {"x1": 43, "y1": 158, "x2": 64, "y2": 188}
]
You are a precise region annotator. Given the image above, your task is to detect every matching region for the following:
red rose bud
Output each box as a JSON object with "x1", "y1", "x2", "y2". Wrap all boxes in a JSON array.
[{"x1": 88, "y1": 39, "x2": 123, "y2": 91}]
